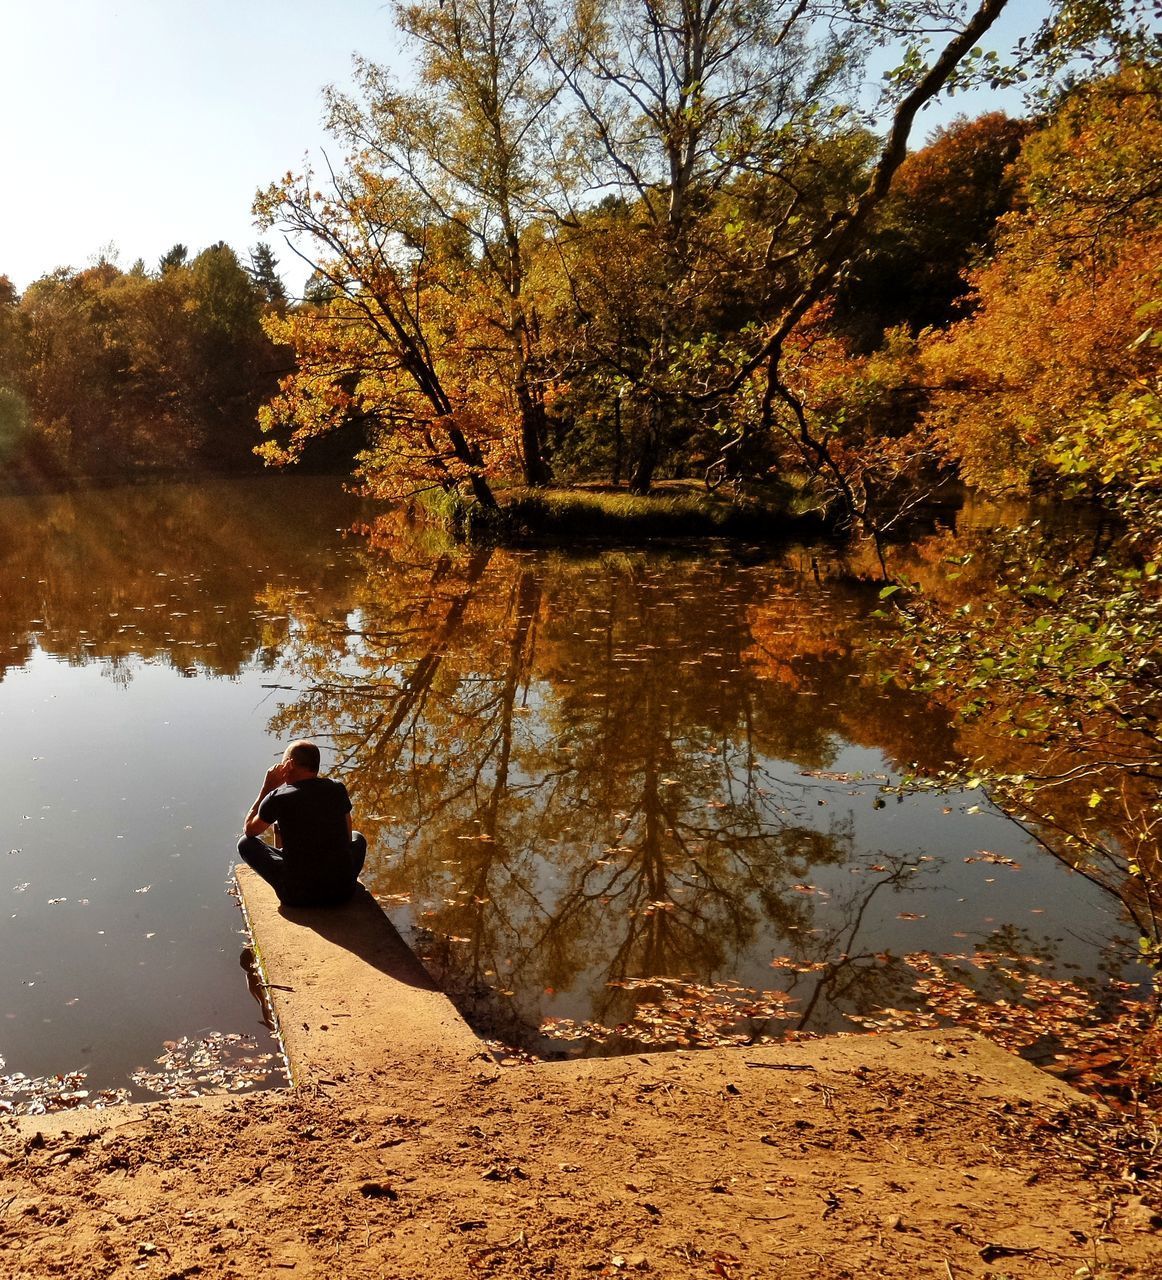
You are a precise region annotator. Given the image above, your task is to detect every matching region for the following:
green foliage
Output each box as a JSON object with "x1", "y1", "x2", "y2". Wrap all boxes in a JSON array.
[
  {"x1": 158, "y1": 243, "x2": 188, "y2": 275},
  {"x1": 190, "y1": 244, "x2": 261, "y2": 338},
  {"x1": 418, "y1": 487, "x2": 513, "y2": 541},
  {"x1": 247, "y1": 243, "x2": 288, "y2": 310},
  {"x1": 872, "y1": 88, "x2": 1162, "y2": 950},
  {"x1": 1028, "y1": 0, "x2": 1162, "y2": 88},
  {"x1": 1047, "y1": 381, "x2": 1162, "y2": 545},
  {"x1": 499, "y1": 486, "x2": 824, "y2": 540},
  {"x1": 879, "y1": 407, "x2": 1162, "y2": 946},
  {"x1": 415, "y1": 485, "x2": 787, "y2": 541}
]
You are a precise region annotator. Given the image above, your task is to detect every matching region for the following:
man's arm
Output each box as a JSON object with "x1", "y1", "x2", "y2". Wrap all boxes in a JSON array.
[{"x1": 243, "y1": 763, "x2": 287, "y2": 837}]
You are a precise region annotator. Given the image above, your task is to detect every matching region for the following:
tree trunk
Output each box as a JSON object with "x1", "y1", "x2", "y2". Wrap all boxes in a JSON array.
[
  {"x1": 442, "y1": 416, "x2": 499, "y2": 510},
  {"x1": 517, "y1": 386, "x2": 552, "y2": 486},
  {"x1": 628, "y1": 400, "x2": 662, "y2": 494},
  {"x1": 612, "y1": 394, "x2": 623, "y2": 486},
  {"x1": 629, "y1": 448, "x2": 656, "y2": 495}
]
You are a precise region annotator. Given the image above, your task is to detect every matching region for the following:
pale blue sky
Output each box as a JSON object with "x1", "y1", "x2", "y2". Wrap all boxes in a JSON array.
[
  {"x1": 1, "y1": 1, "x2": 1044, "y2": 299},
  {"x1": 0, "y1": 1, "x2": 405, "y2": 294}
]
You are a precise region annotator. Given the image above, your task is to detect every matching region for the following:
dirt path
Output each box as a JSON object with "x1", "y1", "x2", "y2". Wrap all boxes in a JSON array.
[{"x1": 2, "y1": 1029, "x2": 1159, "y2": 1279}]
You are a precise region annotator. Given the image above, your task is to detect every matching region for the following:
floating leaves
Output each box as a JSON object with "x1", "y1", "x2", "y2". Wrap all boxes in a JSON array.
[
  {"x1": 965, "y1": 851, "x2": 1021, "y2": 868},
  {"x1": 542, "y1": 976, "x2": 798, "y2": 1050},
  {"x1": 844, "y1": 949, "x2": 1157, "y2": 1112},
  {"x1": 798, "y1": 769, "x2": 888, "y2": 784},
  {"x1": 0, "y1": 1068, "x2": 130, "y2": 1116},
  {"x1": 1, "y1": 1032, "x2": 283, "y2": 1114},
  {"x1": 130, "y1": 1031, "x2": 281, "y2": 1099},
  {"x1": 769, "y1": 956, "x2": 829, "y2": 974}
]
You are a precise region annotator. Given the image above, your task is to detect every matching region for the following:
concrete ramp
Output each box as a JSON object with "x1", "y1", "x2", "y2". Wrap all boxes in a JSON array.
[{"x1": 236, "y1": 865, "x2": 487, "y2": 1086}]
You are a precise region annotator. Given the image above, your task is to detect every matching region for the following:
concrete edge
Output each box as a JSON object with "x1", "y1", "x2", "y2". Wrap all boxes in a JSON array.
[
  {"x1": 234, "y1": 865, "x2": 489, "y2": 1087},
  {"x1": 234, "y1": 871, "x2": 294, "y2": 1087}
]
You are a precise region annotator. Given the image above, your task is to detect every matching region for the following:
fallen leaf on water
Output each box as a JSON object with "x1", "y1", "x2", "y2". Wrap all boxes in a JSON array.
[{"x1": 965, "y1": 851, "x2": 1021, "y2": 868}]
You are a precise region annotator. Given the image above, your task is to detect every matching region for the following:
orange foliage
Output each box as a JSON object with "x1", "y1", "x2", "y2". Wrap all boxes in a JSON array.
[
  {"x1": 922, "y1": 226, "x2": 1160, "y2": 492},
  {"x1": 921, "y1": 66, "x2": 1162, "y2": 493}
]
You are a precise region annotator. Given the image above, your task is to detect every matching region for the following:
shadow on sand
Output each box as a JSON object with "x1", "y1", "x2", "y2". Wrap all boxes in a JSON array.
[{"x1": 275, "y1": 885, "x2": 439, "y2": 992}]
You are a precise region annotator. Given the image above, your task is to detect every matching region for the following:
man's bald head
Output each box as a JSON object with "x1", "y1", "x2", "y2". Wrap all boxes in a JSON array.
[{"x1": 284, "y1": 740, "x2": 321, "y2": 775}]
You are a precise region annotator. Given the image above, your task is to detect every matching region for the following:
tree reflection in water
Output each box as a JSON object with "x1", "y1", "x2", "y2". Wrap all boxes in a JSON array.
[
  {"x1": 262, "y1": 514, "x2": 1138, "y2": 1057},
  {"x1": 0, "y1": 484, "x2": 1142, "y2": 1079}
]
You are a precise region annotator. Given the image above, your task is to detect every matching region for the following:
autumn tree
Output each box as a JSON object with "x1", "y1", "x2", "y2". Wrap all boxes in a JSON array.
[
  {"x1": 876, "y1": 64, "x2": 1162, "y2": 960},
  {"x1": 0, "y1": 275, "x2": 21, "y2": 393},
  {"x1": 335, "y1": 0, "x2": 567, "y2": 486},
  {"x1": 3, "y1": 246, "x2": 281, "y2": 480},
  {"x1": 532, "y1": 0, "x2": 866, "y2": 491},
  {"x1": 255, "y1": 0, "x2": 574, "y2": 504},
  {"x1": 538, "y1": 130, "x2": 879, "y2": 486},
  {"x1": 922, "y1": 63, "x2": 1162, "y2": 495},
  {"x1": 0, "y1": 275, "x2": 30, "y2": 475},
  {"x1": 253, "y1": 196, "x2": 502, "y2": 510},
  {"x1": 536, "y1": 0, "x2": 1045, "y2": 498},
  {"x1": 835, "y1": 111, "x2": 1029, "y2": 351},
  {"x1": 16, "y1": 263, "x2": 127, "y2": 472},
  {"x1": 184, "y1": 243, "x2": 279, "y2": 463},
  {"x1": 255, "y1": 0, "x2": 1152, "y2": 516},
  {"x1": 678, "y1": 0, "x2": 1162, "y2": 554},
  {"x1": 256, "y1": 1, "x2": 1028, "y2": 505}
]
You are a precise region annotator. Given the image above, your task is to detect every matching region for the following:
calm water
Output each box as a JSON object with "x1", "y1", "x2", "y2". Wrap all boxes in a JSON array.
[{"x1": 0, "y1": 478, "x2": 1142, "y2": 1104}]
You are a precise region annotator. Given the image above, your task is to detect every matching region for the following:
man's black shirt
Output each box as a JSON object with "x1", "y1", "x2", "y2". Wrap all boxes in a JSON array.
[{"x1": 259, "y1": 773, "x2": 353, "y2": 865}]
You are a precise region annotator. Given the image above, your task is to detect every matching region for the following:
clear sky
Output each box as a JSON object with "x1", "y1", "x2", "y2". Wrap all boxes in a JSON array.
[
  {"x1": 0, "y1": 1, "x2": 1045, "y2": 300},
  {"x1": 0, "y1": 1, "x2": 406, "y2": 295}
]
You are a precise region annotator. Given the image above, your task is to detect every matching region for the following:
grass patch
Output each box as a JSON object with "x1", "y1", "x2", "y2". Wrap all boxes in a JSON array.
[
  {"x1": 499, "y1": 484, "x2": 827, "y2": 542},
  {"x1": 416, "y1": 487, "x2": 513, "y2": 541}
]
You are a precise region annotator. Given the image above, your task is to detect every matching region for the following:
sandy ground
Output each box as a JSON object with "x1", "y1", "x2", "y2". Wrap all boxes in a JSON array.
[
  {"x1": 2, "y1": 871, "x2": 1159, "y2": 1279},
  {"x1": 3, "y1": 1031, "x2": 1160, "y2": 1279}
]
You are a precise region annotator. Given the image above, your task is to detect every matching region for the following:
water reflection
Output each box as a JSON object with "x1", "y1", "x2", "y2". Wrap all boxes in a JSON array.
[
  {"x1": 0, "y1": 478, "x2": 366, "y2": 683},
  {"x1": 0, "y1": 478, "x2": 378, "y2": 1108},
  {"x1": 0, "y1": 483, "x2": 1144, "y2": 1100},
  {"x1": 262, "y1": 513, "x2": 1141, "y2": 1056}
]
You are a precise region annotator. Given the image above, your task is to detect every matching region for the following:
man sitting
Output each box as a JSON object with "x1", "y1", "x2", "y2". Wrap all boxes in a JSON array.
[{"x1": 237, "y1": 739, "x2": 366, "y2": 907}]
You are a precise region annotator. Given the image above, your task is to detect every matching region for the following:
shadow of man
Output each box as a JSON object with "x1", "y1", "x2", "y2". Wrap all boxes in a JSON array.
[{"x1": 276, "y1": 884, "x2": 439, "y2": 992}]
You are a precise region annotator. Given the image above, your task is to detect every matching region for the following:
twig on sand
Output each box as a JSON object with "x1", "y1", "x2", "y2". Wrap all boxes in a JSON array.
[{"x1": 743, "y1": 1062, "x2": 816, "y2": 1072}]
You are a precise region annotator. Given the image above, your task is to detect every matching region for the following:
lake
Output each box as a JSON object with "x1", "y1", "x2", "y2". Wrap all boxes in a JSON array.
[{"x1": 0, "y1": 477, "x2": 1143, "y2": 1108}]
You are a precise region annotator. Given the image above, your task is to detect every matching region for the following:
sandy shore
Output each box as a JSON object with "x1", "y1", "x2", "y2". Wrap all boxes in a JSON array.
[{"x1": 1, "y1": 870, "x2": 1157, "y2": 1279}]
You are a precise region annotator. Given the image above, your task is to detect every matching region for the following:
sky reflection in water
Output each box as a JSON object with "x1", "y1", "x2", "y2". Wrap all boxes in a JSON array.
[{"x1": 0, "y1": 478, "x2": 1142, "y2": 1099}]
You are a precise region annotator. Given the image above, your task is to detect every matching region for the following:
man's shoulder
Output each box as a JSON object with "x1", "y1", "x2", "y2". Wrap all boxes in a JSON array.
[
  {"x1": 307, "y1": 775, "x2": 348, "y2": 793},
  {"x1": 257, "y1": 783, "x2": 294, "y2": 817},
  {"x1": 301, "y1": 776, "x2": 351, "y2": 804}
]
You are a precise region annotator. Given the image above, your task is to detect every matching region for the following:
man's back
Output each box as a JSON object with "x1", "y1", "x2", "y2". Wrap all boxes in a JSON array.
[
  {"x1": 259, "y1": 776, "x2": 351, "y2": 860},
  {"x1": 240, "y1": 741, "x2": 366, "y2": 908}
]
